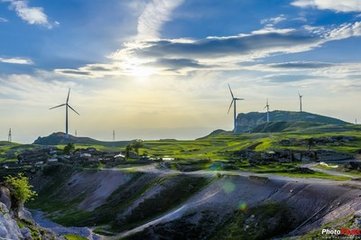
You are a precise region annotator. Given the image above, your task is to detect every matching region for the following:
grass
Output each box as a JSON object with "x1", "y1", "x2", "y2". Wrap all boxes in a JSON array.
[
  {"x1": 213, "y1": 202, "x2": 296, "y2": 240},
  {"x1": 64, "y1": 234, "x2": 88, "y2": 240},
  {"x1": 298, "y1": 214, "x2": 355, "y2": 240},
  {"x1": 236, "y1": 161, "x2": 351, "y2": 181},
  {"x1": 276, "y1": 172, "x2": 351, "y2": 181},
  {"x1": 112, "y1": 131, "x2": 361, "y2": 160}
]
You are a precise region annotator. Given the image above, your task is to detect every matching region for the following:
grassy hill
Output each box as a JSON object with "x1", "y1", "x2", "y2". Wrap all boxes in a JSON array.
[
  {"x1": 236, "y1": 110, "x2": 350, "y2": 133},
  {"x1": 33, "y1": 132, "x2": 129, "y2": 147}
]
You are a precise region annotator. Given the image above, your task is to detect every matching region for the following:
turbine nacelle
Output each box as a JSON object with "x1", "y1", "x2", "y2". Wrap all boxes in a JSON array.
[{"x1": 264, "y1": 99, "x2": 270, "y2": 111}]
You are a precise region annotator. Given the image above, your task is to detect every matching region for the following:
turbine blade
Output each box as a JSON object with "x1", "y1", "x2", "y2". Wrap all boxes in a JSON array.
[
  {"x1": 49, "y1": 103, "x2": 66, "y2": 110},
  {"x1": 227, "y1": 100, "x2": 234, "y2": 114},
  {"x1": 68, "y1": 104, "x2": 80, "y2": 115},
  {"x1": 228, "y1": 84, "x2": 234, "y2": 99},
  {"x1": 66, "y1": 88, "x2": 71, "y2": 103}
]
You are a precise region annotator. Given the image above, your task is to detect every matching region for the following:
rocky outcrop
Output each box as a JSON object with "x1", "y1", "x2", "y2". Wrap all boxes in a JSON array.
[
  {"x1": 235, "y1": 110, "x2": 348, "y2": 133},
  {"x1": 0, "y1": 185, "x2": 60, "y2": 240},
  {"x1": 0, "y1": 202, "x2": 23, "y2": 240}
]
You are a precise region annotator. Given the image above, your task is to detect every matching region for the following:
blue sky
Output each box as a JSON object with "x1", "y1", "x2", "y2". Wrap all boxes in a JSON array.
[{"x1": 1, "y1": 0, "x2": 361, "y2": 142}]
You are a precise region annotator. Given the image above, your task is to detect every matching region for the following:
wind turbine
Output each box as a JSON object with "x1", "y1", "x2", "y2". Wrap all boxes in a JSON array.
[
  {"x1": 264, "y1": 99, "x2": 270, "y2": 123},
  {"x1": 227, "y1": 84, "x2": 244, "y2": 134},
  {"x1": 298, "y1": 91, "x2": 303, "y2": 112},
  {"x1": 50, "y1": 88, "x2": 79, "y2": 136}
]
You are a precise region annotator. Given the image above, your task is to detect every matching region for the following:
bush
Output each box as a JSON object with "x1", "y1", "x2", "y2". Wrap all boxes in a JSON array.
[
  {"x1": 64, "y1": 143, "x2": 75, "y2": 154},
  {"x1": 5, "y1": 173, "x2": 37, "y2": 206}
]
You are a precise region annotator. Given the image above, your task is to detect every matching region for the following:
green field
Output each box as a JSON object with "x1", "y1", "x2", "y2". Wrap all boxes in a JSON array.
[{"x1": 1, "y1": 126, "x2": 361, "y2": 181}]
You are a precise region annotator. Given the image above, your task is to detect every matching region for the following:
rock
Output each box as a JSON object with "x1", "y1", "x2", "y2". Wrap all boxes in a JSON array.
[
  {"x1": 20, "y1": 227, "x2": 32, "y2": 239},
  {"x1": 18, "y1": 206, "x2": 35, "y2": 224},
  {"x1": 0, "y1": 203, "x2": 9, "y2": 214},
  {"x1": 354, "y1": 218, "x2": 361, "y2": 227},
  {"x1": 0, "y1": 186, "x2": 12, "y2": 210},
  {"x1": 0, "y1": 208, "x2": 23, "y2": 240},
  {"x1": 354, "y1": 210, "x2": 361, "y2": 218}
]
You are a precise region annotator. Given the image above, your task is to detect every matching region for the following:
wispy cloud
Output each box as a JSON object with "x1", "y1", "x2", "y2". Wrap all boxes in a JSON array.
[
  {"x1": 137, "y1": 0, "x2": 184, "y2": 39},
  {"x1": 269, "y1": 61, "x2": 334, "y2": 69},
  {"x1": 261, "y1": 14, "x2": 287, "y2": 27},
  {"x1": 292, "y1": 0, "x2": 361, "y2": 13},
  {"x1": 0, "y1": 16, "x2": 8, "y2": 22},
  {"x1": 2, "y1": 0, "x2": 57, "y2": 28},
  {"x1": 0, "y1": 57, "x2": 33, "y2": 65}
]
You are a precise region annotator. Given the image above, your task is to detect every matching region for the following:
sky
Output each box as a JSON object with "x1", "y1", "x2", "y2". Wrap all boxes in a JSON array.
[{"x1": 1, "y1": 0, "x2": 361, "y2": 143}]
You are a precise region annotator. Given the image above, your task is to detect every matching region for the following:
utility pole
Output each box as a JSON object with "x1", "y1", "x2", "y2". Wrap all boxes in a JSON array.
[{"x1": 8, "y1": 128, "x2": 12, "y2": 142}]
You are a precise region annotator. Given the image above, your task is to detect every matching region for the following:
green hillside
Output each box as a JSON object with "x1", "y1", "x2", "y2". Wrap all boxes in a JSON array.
[
  {"x1": 33, "y1": 132, "x2": 130, "y2": 147},
  {"x1": 236, "y1": 110, "x2": 350, "y2": 133}
]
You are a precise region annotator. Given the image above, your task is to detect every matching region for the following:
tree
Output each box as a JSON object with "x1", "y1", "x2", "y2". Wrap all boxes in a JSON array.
[
  {"x1": 132, "y1": 140, "x2": 144, "y2": 155},
  {"x1": 64, "y1": 143, "x2": 75, "y2": 154},
  {"x1": 125, "y1": 145, "x2": 132, "y2": 159},
  {"x1": 4, "y1": 173, "x2": 37, "y2": 209},
  {"x1": 307, "y1": 138, "x2": 315, "y2": 151}
]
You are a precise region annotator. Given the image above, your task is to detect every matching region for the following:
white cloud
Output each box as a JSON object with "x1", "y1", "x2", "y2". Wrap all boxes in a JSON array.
[
  {"x1": 261, "y1": 14, "x2": 287, "y2": 27},
  {"x1": 0, "y1": 16, "x2": 8, "y2": 22},
  {"x1": 292, "y1": 0, "x2": 361, "y2": 12},
  {"x1": 327, "y1": 21, "x2": 361, "y2": 40},
  {"x1": 2, "y1": 0, "x2": 56, "y2": 28},
  {"x1": 0, "y1": 57, "x2": 33, "y2": 64},
  {"x1": 137, "y1": 0, "x2": 184, "y2": 39},
  {"x1": 54, "y1": 21, "x2": 361, "y2": 78}
]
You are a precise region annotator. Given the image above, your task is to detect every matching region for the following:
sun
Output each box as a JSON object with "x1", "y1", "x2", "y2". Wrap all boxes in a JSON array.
[
  {"x1": 130, "y1": 65, "x2": 155, "y2": 78},
  {"x1": 122, "y1": 57, "x2": 156, "y2": 79}
]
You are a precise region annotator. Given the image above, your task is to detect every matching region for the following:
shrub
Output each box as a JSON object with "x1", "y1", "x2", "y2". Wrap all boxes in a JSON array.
[
  {"x1": 64, "y1": 143, "x2": 75, "y2": 154},
  {"x1": 5, "y1": 173, "x2": 37, "y2": 206}
]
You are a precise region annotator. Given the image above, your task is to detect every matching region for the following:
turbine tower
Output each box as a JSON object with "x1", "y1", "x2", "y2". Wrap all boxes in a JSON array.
[
  {"x1": 264, "y1": 99, "x2": 270, "y2": 123},
  {"x1": 113, "y1": 130, "x2": 115, "y2": 141},
  {"x1": 8, "y1": 128, "x2": 12, "y2": 142},
  {"x1": 227, "y1": 84, "x2": 244, "y2": 134},
  {"x1": 50, "y1": 88, "x2": 80, "y2": 136},
  {"x1": 298, "y1": 91, "x2": 303, "y2": 112}
]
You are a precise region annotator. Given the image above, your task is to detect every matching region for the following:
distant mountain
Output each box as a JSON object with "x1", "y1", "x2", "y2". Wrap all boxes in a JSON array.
[
  {"x1": 197, "y1": 129, "x2": 231, "y2": 139},
  {"x1": 235, "y1": 110, "x2": 350, "y2": 133},
  {"x1": 33, "y1": 132, "x2": 129, "y2": 147}
]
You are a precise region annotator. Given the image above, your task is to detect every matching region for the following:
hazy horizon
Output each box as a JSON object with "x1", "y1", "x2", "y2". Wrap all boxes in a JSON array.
[{"x1": 1, "y1": 0, "x2": 361, "y2": 143}]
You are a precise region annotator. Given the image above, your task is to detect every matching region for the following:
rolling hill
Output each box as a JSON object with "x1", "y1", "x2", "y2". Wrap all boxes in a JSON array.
[
  {"x1": 33, "y1": 132, "x2": 130, "y2": 146},
  {"x1": 235, "y1": 110, "x2": 350, "y2": 133}
]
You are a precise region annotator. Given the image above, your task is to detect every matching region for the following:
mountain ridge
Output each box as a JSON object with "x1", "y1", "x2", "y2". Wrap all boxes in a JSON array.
[
  {"x1": 33, "y1": 132, "x2": 129, "y2": 146},
  {"x1": 235, "y1": 110, "x2": 350, "y2": 133}
]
